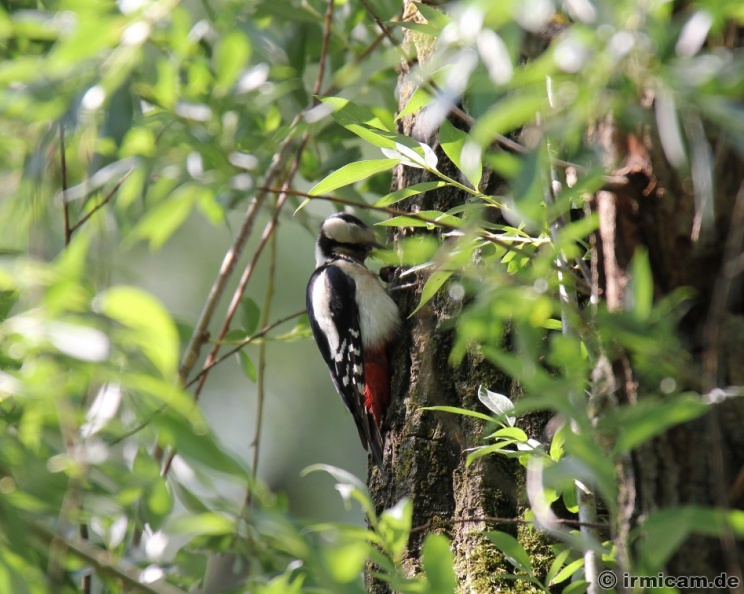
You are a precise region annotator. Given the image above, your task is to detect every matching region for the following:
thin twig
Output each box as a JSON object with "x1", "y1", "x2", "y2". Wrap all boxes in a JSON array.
[
  {"x1": 409, "y1": 515, "x2": 608, "y2": 535},
  {"x1": 261, "y1": 186, "x2": 541, "y2": 257},
  {"x1": 185, "y1": 310, "x2": 305, "y2": 389},
  {"x1": 163, "y1": 0, "x2": 335, "y2": 477},
  {"x1": 60, "y1": 123, "x2": 71, "y2": 246},
  {"x1": 69, "y1": 171, "x2": 131, "y2": 235},
  {"x1": 28, "y1": 520, "x2": 187, "y2": 594},
  {"x1": 244, "y1": 197, "x2": 279, "y2": 509}
]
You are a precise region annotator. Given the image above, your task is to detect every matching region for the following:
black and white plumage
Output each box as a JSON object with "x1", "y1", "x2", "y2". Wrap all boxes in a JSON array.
[{"x1": 306, "y1": 213, "x2": 400, "y2": 468}]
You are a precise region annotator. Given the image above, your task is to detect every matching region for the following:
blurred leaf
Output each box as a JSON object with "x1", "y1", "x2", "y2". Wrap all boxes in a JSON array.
[
  {"x1": 130, "y1": 184, "x2": 201, "y2": 250},
  {"x1": 324, "y1": 541, "x2": 368, "y2": 583},
  {"x1": 422, "y1": 534, "x2": 455, "y2": 594},
  {"x1": 472, "y1": 93, "x2": 545, "y2": 144},
  {"x1": 486, "y1": 531, "x2": 532, "y2": 573},
  {"x1": 551, "y1": 557, "x2": 585, "y2": 585},
  {"x1": 214, "y1": 30, "x2": 251, "y2": 94},
  {"x1": 397, "y1": 87, "x2": 433, "y2": 120},
  {"x1": 635, "y1": 507, "x2": 744, "y2": 571},
  {"x1": 545, "y1": 548, "x2": 572, "y2": 585},
  {"x1": 97, "y1": 286, "x2": 179, "y2": 378},
  {"x1": 155, "y1": 411, "x2": 247, "y2": 477},
  {"x1": 603, "y1": 396, "x2": 708, "y2": 454},
  {"x1": 412, "y1": 2, "x2": 452, "y2": 29},
  {"x1": 320, "y1": 96, "x2": 391, "y2": 131},
  {"x1": 378, "y1": 498, "x2": 412, "y2": 561},
  {"x1": 240, "y1": 297, "x2": 260, "y2": 334},
  {"x1": 238, "y1": 350, "x2": 257, "y2": 382},
  {"x1": 375, "y1": 181, "x2": 447, "y2": 207},
  {"x1": 170, "y1": 512, "x2": 234, "y2": 535},
  {"x1": 308, "y1": 159, "x2": 399, "y2": 196},
  {"x1": 440, "y1": 119, "x2": 482, "y2": 188},
  {"x1": 627, "y1": 248, "x2": 653, "y2": 320}
]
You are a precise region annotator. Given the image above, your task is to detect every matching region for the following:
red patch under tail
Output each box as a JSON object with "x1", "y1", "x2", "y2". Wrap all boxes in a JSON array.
[{"x1": 364, "y1": 347, "x2": 390, "y2": 426}]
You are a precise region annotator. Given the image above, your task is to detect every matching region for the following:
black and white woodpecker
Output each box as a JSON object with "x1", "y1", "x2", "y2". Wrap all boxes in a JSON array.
[{"x1": 306, "y1": 213, "x2": 400, "y2": 468}]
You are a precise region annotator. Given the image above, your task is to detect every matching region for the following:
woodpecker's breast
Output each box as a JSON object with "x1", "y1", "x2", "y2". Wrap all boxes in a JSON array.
[{"x1": 333, "y1": 259, "x2": 400, "y2": 350}]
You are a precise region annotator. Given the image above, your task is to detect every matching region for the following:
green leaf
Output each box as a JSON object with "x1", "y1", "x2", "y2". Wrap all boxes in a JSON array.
[
  {"x1": 628, "y1": 248, "x2": 653, "y2": 320},
  {"x1": 376, "y1": 210, "x2": 462, "y2": 228},
  {"x1": 410, "y1": 270, "x2": 452, "y2": 315},
  {"x1": 486, "y1": 531, "x2": 532, "y2": 573},
  {"x1": 397, "y1": 86, "x2": 433, "y2": 120},
  {"x1": 319, "y1": 96, "x2": 391, "y2": 131},
  {"x1": 130, "y1": 184, "x2": 200, "y2": 250},
  {"x1": 238, "y1": 351, "x2": 257, "y2": 382},
  {"x1": 635, "y1": 507, "x2": 705, "y2": 571},
  {"x1": 604, "y1": 396, "x2": 708, "y2": 454},
  {"x1": 155, "y1": 411, "x2": 247, "y2": 476},
  {"x1": 375, "y1": 181, "x2": 448, "y2": 207},
  {"x1": 550, "y1": 557, "x2": 585, "y2": 585},
  {"x1": 440, "y1": 119, "x2": 482, "y2": 188},
  {"x1": 394, "y1": 21, "x2": 441, "y2": 37},
  {"x1": 422, "y1": 405, "x2": 494, "y2": 422},
  {"x1": 97, "y1": 286, "x2": 179, "y2": 378},
  {"x1": 422, "y1": 534, "x2": 456, "y2": 594},
  {"x1": 378, "y1": 498, "x2": 413, "y2": 561},
  {"x1": 214, "y1": 30, "x2": 251, "y2": 94},
  {"x1": 545, "y1": 548, "x2": 573, "y2": 585},
  {"x1": 324, "y1": 542, "x2": 369, "y2": 583},
  {"x1": 489, "y1": 427, "x2": 528, "y2": 441},
  {"x1": 170, "y1": 512, "x2": 235, "y2": 535},
  {"x1": 308, "y1": 159, "x2": 399, "y2": 196},
  {"x1": 472, "y1": 93, "x2": 546, "y2": 144},
  {"x1": 478, "y1": 385, "x2": 515, "y2": 423},
  {"x1": 413, "y1": 2, "x2": 452, "y2": 28},
  {"x1": 240, "y1": 297, "x2": 261, "y2": 334}
]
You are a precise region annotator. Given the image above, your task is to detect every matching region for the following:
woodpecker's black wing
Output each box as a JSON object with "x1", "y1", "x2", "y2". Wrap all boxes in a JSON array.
[{"x1": 306, "y1": 263, "x2": 384, "y2": 467}]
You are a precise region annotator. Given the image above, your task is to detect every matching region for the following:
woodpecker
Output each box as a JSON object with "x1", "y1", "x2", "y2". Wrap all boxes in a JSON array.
[{"x1": 306, "y1": 213, "x2": 400, "y2": 468}]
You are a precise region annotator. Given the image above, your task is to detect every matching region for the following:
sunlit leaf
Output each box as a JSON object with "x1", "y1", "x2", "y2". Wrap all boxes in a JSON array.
[
  {"x1": 378, "y1": 498, "x2": 413, "y2": 561},
  {"x1": 397, "y1": 87, "x2": 433, "y2": 120},
  {"x1": 410, "y1": 270, "x2": 452, "y2": 315},
  {"x1": 478, "y1": 385, "x2": 515, "y2": 425},
  {"x1": 170, "y1": 512, "x2": 234, "y2": 535},
  {"x1": 308, "y1": 159, "x2": 399, "y2": 196},
  {"x1": 422, "y1": 534, "x2": 455, "y2": 594}
]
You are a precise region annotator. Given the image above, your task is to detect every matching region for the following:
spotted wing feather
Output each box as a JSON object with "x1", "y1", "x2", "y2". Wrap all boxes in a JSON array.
[{"x1": 306, "y1": 264, "x2": 384, "y2": 467}]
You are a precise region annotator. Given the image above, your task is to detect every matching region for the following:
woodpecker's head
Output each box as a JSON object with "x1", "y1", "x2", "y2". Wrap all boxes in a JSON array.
[{"x1": 315, "y1": 213, "x2": 382, "y2": 266}]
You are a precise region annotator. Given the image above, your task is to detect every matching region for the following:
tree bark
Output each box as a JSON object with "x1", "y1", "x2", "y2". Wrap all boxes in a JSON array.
[
  {"x1": 367, "y1": 3, "x2": 550, "y2": 592},
  {"x1": 593, "y1": 111, "x2": 744, "y2": 589}
]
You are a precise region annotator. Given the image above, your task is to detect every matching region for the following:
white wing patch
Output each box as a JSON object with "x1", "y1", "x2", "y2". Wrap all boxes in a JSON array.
[{"x1": 310, "y1": 269, "x2": 340, "y2": 357}]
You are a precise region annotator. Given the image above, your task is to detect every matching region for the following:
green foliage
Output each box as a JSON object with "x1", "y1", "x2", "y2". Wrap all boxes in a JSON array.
[{"x1": 1, "y1": 0, "x2": 743, "y2": 590}]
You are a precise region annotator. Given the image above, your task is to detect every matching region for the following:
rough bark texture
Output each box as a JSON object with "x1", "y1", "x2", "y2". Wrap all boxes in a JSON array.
[
  {"x1": 593, "y1": 113, "x2": 744, "y2": 589},
  {"x1": 366, "y1": 3, "x2": 551, "y2": 592}
]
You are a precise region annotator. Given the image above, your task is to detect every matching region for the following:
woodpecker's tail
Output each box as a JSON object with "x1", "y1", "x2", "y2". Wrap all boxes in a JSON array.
[{"x1": 363, "y1": 347, "x2": 389, "y2": 469}]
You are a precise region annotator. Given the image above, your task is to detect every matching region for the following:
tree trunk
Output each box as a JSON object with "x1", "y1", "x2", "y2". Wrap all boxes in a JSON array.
[
  {"x1": 367, "y1": 3, "x2": 550, "y2": 591},
  {"x1": 593, "y1": 108, "x2": 744, "y2": 587}
]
